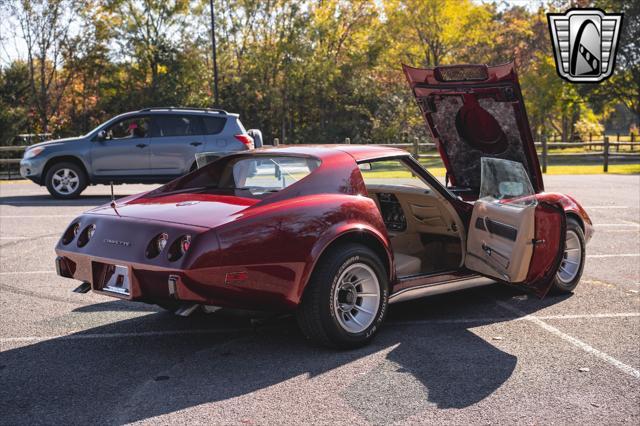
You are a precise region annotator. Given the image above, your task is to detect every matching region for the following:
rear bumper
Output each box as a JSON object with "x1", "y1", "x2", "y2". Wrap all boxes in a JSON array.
[{"x1": 55, "y1": 252, "x2": 298, "y2": 311}]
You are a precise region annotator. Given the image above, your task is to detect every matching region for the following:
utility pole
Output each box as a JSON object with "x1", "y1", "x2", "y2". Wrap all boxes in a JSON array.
[{"x1": 209, "y1": 0, "x2": 219, "y2": 106}]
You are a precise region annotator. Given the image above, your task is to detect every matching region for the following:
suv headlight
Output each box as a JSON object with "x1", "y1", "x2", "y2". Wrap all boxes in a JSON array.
[{"x1": 24, "y1": 147, "x2": 44, "y2": 159}]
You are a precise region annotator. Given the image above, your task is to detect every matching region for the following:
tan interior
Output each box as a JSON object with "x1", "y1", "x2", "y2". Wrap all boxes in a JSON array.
[
  {"x1": 465, "y1": 201, "x2": 536, "y2": 282},
  {"x1": 366, "y1": 184, "x2": 466, "y2": 277}
]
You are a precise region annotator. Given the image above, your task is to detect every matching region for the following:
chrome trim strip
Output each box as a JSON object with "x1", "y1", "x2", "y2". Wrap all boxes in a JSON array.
[{"x1": 389, "y1": 276, "x2": 495, "y2": 304}]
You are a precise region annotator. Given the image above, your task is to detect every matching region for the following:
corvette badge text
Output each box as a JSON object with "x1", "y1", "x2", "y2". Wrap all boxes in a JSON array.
[
  {"x1": 547, "y1": 8, "x2": 623, "y2": 83},
  {"x1": 104, "y1": 239, "x2": 132, "y2": 247}
]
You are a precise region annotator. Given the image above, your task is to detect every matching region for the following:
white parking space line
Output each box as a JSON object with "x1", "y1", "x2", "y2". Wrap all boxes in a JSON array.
[
  {"x1": 0, "y1": 328, "x2": 250, "y2": 344},
  {"x1": 587, "y1": 254, "x2": 640, "y2": 258},
  {"x1": 496, "y1": 301, "x2": 640, "y2": 380},
  {"x1": 390, "y1": 312, "x2": 640, "y2": 326},
  {"x1": 4, "y1": 312, "x2": 638, "y2": 345},
  {"x1": 595, "y1": 224, "x2": 640, "y2": 227},
  {"x1": 584, "y1": 206, "x2": 629, "y2": 209},
  {"x1": 535, "y1": 312, "x2": 640, "y2": 320},
  {"x1": 0, "y1": 215, "x2": 77, "y2": 218},
  {"x1": 0, "y1": 236, "x2": 59, "y2": 240},
  {"x1": 0, "y1": 270, "x2": 55, "y2": 275}
]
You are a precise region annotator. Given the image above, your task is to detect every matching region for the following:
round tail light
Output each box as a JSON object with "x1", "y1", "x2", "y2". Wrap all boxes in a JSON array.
[
  {"x1": 62, "y1": 222, "x2": 80, "y2": 245},
  {"x1": 168, "y1": 234, "x2": 192, "y2": 261},
  {"x1": 180, "y1": 235, "x2": 191, "y2": 254},
  {"x1": 157, "y1": 233, "x2": 169, "y2": 252},
  {"x1": 77, "y1": 224, "x2": 96, "y2": 247},
  {"x1": 87, "y1": 225, "x2": 96, "y2": 240},
  {"x1": 146, "y1": 233, "x2": 168, "y2": 258}
]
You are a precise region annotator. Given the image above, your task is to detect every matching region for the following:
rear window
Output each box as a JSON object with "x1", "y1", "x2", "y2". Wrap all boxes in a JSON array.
[
  {"x1": 184, "y1": 154, "x2": 321, "y2": 198},
  {"x1": 153, "y1": 115, "x2": 203, "y2": 137},
  {"x1": 202, "y1": 116, "x2": 226, "y2": 134},
  {"x1": 232, "y1": 157, "x2": 320, "y2": 194}
]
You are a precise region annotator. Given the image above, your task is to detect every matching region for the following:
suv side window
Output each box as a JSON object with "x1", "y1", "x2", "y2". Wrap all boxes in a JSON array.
[
  {"x1": 202, "y1": 116, "x2": 226, "y2": 135},
  {"x1": 153, "y1": 115, "x2": 204, "y2": 137},
  {"x1": 105, "y1": 116, "x2": 150, "y2": 140}
]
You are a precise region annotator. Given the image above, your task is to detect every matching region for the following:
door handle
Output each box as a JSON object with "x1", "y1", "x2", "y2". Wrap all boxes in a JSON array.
[
  {"x1": 190, "y1": 142, "x2": 203, "y2": 147},
  {"x1": 136, "y1": 143, "x2": 148, "y2": 148}
]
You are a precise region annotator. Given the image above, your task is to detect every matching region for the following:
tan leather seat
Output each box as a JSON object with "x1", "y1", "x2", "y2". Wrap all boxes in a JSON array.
[{"x1": 395, "y1": 253, "x2": 422, "y2": 277}]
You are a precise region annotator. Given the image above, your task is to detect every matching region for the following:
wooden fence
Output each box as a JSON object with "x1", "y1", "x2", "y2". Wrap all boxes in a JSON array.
[
  {"x1": 2, "y1": 136, "x2": 639, "y2": 180},
  {"x1": 366, "y1": 136, "x2": 640, "y2": 173}
]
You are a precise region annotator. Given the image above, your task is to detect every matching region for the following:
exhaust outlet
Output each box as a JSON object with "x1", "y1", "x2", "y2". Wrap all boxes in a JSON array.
[
  {"x1": 174, "y1": 303, "x2": 200, "y2": 317},
  {"x1": 72, "y1": 282, "x2": 91, "y2": 293}
]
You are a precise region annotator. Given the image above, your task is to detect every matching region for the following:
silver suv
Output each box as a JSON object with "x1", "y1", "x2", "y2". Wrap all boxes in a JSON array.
[{"x1": 20, "y1": 107, "x2": 263, "y2": 198}]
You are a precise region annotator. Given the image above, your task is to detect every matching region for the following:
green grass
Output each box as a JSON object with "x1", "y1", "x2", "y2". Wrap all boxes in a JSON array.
[
  {"x1": 359, "y1": 163, "x2": 639, "y2": 179},
  {"x1": 543, "y1": 164, "x2": 640, "y2": 174}
]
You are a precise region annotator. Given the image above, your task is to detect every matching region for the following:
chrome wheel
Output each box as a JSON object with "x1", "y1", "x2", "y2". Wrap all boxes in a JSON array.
[
  {"x1": 556, "y1": 230, "x2": 582, "y2": 284},
  {"x1": 52, "y1": 168, "x2": 79, "y2": 195},
  {"x1": 333, "y1": 263, "x2": 380, "y2": 334}
]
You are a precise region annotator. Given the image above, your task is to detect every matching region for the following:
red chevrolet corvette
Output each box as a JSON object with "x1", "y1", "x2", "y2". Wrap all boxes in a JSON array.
[{"x1": 55, "y1": 63, "x2": 593, "y2": 348}]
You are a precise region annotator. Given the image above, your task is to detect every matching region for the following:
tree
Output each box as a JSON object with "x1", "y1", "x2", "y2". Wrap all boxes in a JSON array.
[
  {"x1": 382, "y1": 0, "x2": 495, "y2": 67},
  {"x1": 0, "y1": 62, "x2": 31, "y2": 144},
  {"x1": 105, "y1": 0, "x2": 192, "y2": 105},
  {"x1": 11, "y1": 0, "x2": 79, "y2": 133},
  {"x1": 593, "y1": 0, "x2": 639, "y2": 126}
]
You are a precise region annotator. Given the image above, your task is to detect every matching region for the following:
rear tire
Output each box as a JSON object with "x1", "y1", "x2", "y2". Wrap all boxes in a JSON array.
[
  {"x1": 296, "y1": 243, "x2": 388, "y2": 349},
  {"x1": 45, "y1": 162, "x2": 87, "y2": 199},
  {"x1": 550, "y1": 217, "x2": 585, "y2": 294}
]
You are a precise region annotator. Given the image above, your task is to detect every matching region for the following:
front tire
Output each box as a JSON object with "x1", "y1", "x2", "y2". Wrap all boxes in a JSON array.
[
  {"x1": 296, "y1": 243, "x2": 389, "y2": 349},
  {"x1": 45, "y1": 162, "x2": 87, "y2": 199},
  {"x1": 550, "y1": 217, "x2": 585, "y2": 294}
]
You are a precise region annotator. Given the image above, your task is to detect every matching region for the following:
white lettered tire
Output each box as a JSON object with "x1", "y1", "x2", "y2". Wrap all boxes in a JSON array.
[{"x1": 296, "y1": 243, "x2": 388, "y2": 348}]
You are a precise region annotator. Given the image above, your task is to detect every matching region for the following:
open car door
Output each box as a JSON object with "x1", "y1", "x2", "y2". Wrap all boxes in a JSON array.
[{"x1": 465, "y1": 158, "x2": 566, "y2": 297}]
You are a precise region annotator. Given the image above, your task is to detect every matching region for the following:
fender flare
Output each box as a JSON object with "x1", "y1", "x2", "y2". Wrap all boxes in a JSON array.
[{"x1": 294, "y1": 223, "x2": 393, "y2": 304}]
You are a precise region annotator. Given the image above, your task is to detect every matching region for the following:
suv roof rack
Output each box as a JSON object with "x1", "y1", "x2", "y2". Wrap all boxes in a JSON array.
[{"x1": 139, "y1": 106, "x2": 228, "y2": 115}]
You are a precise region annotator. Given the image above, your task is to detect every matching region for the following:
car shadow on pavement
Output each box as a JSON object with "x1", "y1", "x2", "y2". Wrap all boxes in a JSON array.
[{"x1": 0, "y1": 284, "x2": 569, "y2": 424}]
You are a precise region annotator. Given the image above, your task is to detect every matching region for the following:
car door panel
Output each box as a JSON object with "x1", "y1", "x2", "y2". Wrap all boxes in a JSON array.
[
  {"x1": 466, "y1": 201, "x2": 536, "y2": 282},
  {"x1": 464, "y1": 157, "x2": 566, "y2": 297},
  {"x1": 150, "y1": 115, "x2": 206, "y2": 175},
  {"x1": 90, "y1": 116, "x2": 152, "y2": 176}
]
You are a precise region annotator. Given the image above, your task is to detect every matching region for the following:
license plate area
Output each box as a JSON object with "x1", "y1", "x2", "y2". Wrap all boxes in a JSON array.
[{"x1": 98, "y1": 263, "x2": 131, "y2": 296}]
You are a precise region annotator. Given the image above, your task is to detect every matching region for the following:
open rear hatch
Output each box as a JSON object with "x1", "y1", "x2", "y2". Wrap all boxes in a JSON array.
[{"x1": 403, "y1": 62, "x2": 544, "y2": 199}]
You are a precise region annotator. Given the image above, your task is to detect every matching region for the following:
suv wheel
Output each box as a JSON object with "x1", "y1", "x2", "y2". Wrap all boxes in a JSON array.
[
  {"x1": 296, "y1": 243, "x2": 389, "y2": 348},
  {"x1": 45, "y1": 162, "x2": 87, "y2": 199}
]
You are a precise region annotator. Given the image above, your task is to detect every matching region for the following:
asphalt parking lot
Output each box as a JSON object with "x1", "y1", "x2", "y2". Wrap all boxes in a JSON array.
[{"x1": 0, "y1": 174, "x2": 638, "y2": 425}]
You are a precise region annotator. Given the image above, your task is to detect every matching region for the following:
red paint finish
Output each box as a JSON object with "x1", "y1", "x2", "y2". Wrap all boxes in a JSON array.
[
  {"x1": 54, "y1": 144, "x2": 593, "y2": 312},
  {"x1": 536, "y1": 192, "x2": 594, "y2": 242},
  {"x1": 525, "y1": 202, "x2": 566, "y2": 297},
  {"x1": 55, "y1": 147, "x2": 392, "y2": 310}
]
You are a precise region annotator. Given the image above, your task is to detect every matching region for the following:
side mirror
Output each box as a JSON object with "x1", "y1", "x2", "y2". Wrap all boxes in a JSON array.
[
  {"x1": 96, "y1": 130, "x2": 107, "y2": 141},
  {"x1": 498, "y1": 181, "x2": 524, "y2": 198}
]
